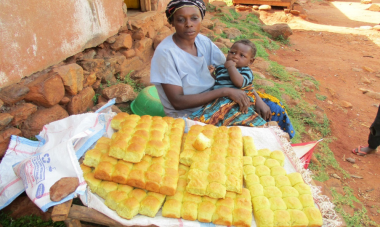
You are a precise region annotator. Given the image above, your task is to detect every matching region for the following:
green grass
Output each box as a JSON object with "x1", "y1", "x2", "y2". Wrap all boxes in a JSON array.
[
  {"x1": 0, "y1": 212, "x2": 64, "y2": 227},
  {"x1": 316, "y1": 93, "x2": 327, "y2": 101}
]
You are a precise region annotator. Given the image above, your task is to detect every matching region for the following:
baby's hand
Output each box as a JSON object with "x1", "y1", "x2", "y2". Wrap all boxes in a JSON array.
[
  {"x1": 208, "y1": 65, "x2": 215, "y2": 74},
  {"x1": 224, "y1": 60, "x2": 236, "y2": 69}
]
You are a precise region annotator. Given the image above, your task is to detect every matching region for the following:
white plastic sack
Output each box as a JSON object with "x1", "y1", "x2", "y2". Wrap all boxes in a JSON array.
[{"x1": 0, "y1": 99, "x2": 116, "y2": 210}]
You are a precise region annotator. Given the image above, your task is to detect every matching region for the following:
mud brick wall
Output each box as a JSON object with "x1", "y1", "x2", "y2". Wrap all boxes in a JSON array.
[{"x1": 0, "y1": 2, "x2": 174, "y2": 159}]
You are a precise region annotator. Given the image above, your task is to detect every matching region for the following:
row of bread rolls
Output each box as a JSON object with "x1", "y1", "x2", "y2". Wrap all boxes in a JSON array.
[
  {"x1": 242, "y1": 136, "x2": 323, "y2": 227},
  {"x1": 179, "y1": 125, "x2": 243, "y2": 198},
  {"x1": 161, "y1": 164, "x2": 252, "y2": 227},
  {"x1": 81, "y1": 164, "x2": 165, "y2": 219}
]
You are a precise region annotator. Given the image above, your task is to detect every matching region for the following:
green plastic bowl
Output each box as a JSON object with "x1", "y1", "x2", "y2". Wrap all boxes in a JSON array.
[{"x1": 130, "y1": 86, "x2": 166, "y2": 117}]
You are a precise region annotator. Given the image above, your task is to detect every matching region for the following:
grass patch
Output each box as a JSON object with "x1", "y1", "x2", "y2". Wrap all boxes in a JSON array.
[
  {"x1": 331, "y1": 187, "x2": 377, "y2": 227},
  {"x1": 0, "y1": 212, "x2": 64, "y2": 227},
  {"x1": 268, "y1": 62, "x2": 292, "y2": 82},
  {"x1": 316, "y1": 93, "x2": 327, "y2": 101},
  {"x1": 220, "y1": 46, "x2": 229, "y2": 54}
]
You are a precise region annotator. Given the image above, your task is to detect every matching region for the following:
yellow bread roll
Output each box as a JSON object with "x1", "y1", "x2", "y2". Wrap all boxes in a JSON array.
[
  {"x1": 303, "y1": 207, "x2": 323, "y2": 227},
  {"x1": 192, "y1": 132, "x2": 212, "y2": 151}
]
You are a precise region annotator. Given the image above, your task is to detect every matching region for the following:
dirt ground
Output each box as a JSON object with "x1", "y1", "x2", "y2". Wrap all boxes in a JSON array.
[{"x1": 260, "y1": 0, "x2": 380, "y2": 224}]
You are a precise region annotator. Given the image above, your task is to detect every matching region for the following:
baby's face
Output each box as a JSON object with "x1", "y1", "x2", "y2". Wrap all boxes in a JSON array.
[{"x1": 226, "y1": 43, "x2": 254, "y2": 68}]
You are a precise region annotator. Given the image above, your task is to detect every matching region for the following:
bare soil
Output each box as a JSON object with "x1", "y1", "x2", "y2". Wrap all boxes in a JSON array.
[{"x1": 261, "y1": 0, "x2": 380, "y2": 224}]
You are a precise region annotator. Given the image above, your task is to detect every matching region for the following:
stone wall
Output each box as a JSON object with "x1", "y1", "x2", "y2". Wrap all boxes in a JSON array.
[
  {"x1": 0, "y1": 8, "x2": 174, "y2": 159},
  {"x1": 0, "y1": 0, "x2": 126, "y2": 88}
]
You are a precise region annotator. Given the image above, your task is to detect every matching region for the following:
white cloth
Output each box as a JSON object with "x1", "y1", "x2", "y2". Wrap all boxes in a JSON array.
[{"x1": 150, "y1": 34, "x2": 226, "y2": 118}]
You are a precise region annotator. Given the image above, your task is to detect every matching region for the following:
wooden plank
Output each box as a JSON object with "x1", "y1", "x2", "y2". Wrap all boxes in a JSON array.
[
  {"x1": 64, "y1": 218, "x2": 82, "y2": 227},
  {"x1": 233, "y1": 0, "x2": 291, "y2": 7},
  {"x1": 68, "y1": 205, "x2": 124, "y2": 227},
  {"x1": 51, "y1": 199, "x2": 73, "y2": 222},
  {"x1": 145, "y1": 0, "x2": 151, "y2": 11},
  {"x1": 140, "y1": 0, "x2": 146, "y2": 11}
]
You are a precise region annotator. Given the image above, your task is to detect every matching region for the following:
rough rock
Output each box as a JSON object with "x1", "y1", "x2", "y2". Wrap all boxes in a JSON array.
[
  {"x1": 52, "y1": 63, "x2": 84, "y2": 95},
  {"x1": 135, "y1": 38, "x2": 153, "y2": 52},
  {"x1": 352, "y1": 67, "x2": 363, "y2": 72},
  {"x1": 153, "y1": 34, "x2": 167, "y2": 50},
  {"x1": 252, "y1": 57, "x2": 271, "y2": 72},
  {"x1": 281, "y1": 94, "x2": 299, "y2": 107},
  {"x1": 0, "y1": 84, "x2": 30, "y2": 105},
  {"x1": 290, "y1": 10, "x2": 300, "y2": 15},
  {"x1": 253, "y1": 5, "x2": 259, "y2": 10},
  {"x1": 50, "y1": 177, "x2": 79, "y2": 202},
  {"x1": 302, "y1": 80, "x2": 315, "y2": 88},
  {"x1": 254, "y1": 79, "x2": 275, "y2": 87},
  {"x1": 8, "y1": 103, "x2": 38, "y2": 126},
  {"x1": 111, "y1": 33, "x2": 133, "y2": 51},
  {"x1": 373, "y1": 25, "x2": 380, "y2": 31},
  {"x1": 0, "y1": 99, "x2": 3, "y2": 108},
  {"x1": 346, "y1": 157, "x2": 356, "y2": 163},
  {"x1": 259, "y1": 5, "x2": 271, "y2": 11},
  {"x1": 0, "y1": 113, "x2": 13, "y2": 130},
  {"x1": 92, "y1": 102, "x2": 122, "y2": 113},
  {"x1": 223, "y1": 27, "x2": 242, "y2": 39},
  {"x1": 119, "y1": 56, "x2": 144, "y2": 78},
  {"x1": 211, "y1": 1, "x2": 227, "y2": 7},
  {"x1": 236, "y1": 5, "x2": 252, "y2": 12},
  {"x1": 22, "y1": 105, "x2": 68, "y2": 138},
  {"x1": 83, "y1": 72, "x2": 97, "y2": 88},
  {"x1": 326, "y1": 87, "x2": 337, "y2": 98},
  {"x1": 0, "y1": 127, "x2": 22, "y2": 158},
  {"x1": 121, "y1": 49, "x2": 136, "y2": 59},
  {"x1": 340, "y1": 100, "x2": 353, "y2": 108},
  {"x1": 361, "y1": 0, "x2": 372, "y2": 4},
  {"x1": 285, "y1": 67, "x2": 299, "y2": 74},
  {"x1": 200, "y1": 27, "x2": 214, "y2": 37},
  {"x1": 67, "y1": 87, "x2": 95, "y2": 115},
  {"x1": 214, "y1": 26, "x2": 224, "y2": 35},
  {"x1": 202, "y1": 19, "x2": 214, "y2": 29},
  {"x1": 214, "y1": 42, "x2": 227, "y2": 49},
  {"x1": 365, "y1": 90, "x2": 380, "y2": 100},
  {"x1": 360, "y1": 76, "x2": 371, "y2": 84},
  {"x1": 359, "y1": 26, "x2": 372, "y2": 30},
  {"x1": 147, "y1": 26, "x2": 156, "y2": 39},
  {"x1": 368, "y1": 4, "x2": 380, "y2": 11},
  {"x1": 251, "y1": 70, "x2": 266, "y2": 79},
  {"x1": 59, "y1": 97, "x2": 71, "y2": 105},
  {"x1": 132, "y1": 29, "x2": 145, "y2": 40},
  {"x1": 284, "y1": 9, "x2": 290, "y2": 13},
  {"x1": 24, "y1": 73, "x2": 65, "y2": 107},
  {"x1": 102, "y1": 84, "x2": 137, "y2": 103},
  {"x1": 106, "y1": 36, "x2": 116, "y2": 44},
  {"x1": 262, "y1": 23, "x2": 293, "y2": 39},
  {"x1": 216, "y1": 38, "x2": 233, "y2": 48}
]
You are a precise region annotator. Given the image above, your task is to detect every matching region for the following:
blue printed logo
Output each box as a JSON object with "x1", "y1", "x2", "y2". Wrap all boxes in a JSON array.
[
  {"x1": 36, "y1": 183, "x2": 45, "y2": 199},
  {"x1": 42, "y1": 154, "x2": 50, "y2": 163}
]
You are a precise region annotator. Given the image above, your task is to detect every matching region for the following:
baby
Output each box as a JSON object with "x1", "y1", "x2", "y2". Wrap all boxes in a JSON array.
[
  {"x1": 189, "y1": 39, "x2": 267, "y2": 127},
  {"x1": 190, "y1": 39, "x2": 295, "y2": 139}
]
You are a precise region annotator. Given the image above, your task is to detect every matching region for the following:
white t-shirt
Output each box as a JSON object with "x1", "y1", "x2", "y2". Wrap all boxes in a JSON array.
[{"x1": 150, "y1": 34, "x2": 226, "y2": 117}]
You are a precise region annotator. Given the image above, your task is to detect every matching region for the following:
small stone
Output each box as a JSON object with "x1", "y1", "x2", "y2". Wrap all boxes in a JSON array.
[
  {"x1": 106, "y1": 36, "x2": 116, "y2": 44},
  {"x1": 359, "y1": 26, "x2": 372, "y2": 30},
  {"x1": 262, "y1": 23, "x2": 293, "y2": 39},
  {"x1": 111, "y1": 33, "x2": 133, "y2": 51},
  {"x1": 361, "y1": 0, "x2": 372, "y2": 4},
  {"x1": 120, "y1": 49, "x2": 136, "y2": 59},
  {"x1": 302, "y1": 80, "x2": 315, "y2": 88},
  {"x1": 350, "y1": 175, "x2": 363, "y2": 179},
  {"x1": 52, "y1": 63, "x2": 84, "y2": 95},
  {"x1": 346, "y1": 158, "x2": 355, "y2": 163},
  {"x1": 363, "y1": 66, "x2": 375, "y2": 72},
  {"x1": 352, "y1": 67, "x2": 363, "y2": 72},
  {"x1": 8, "y1": 103, "x2": 38, "y2": 126},
  {"x1": 132, "y1": 29, "x2": 145, "y2": 40},
  {"x1": 254, "y1": 79, "x2": 275, "y2": 87},
  {"x1": 340, "y1": 100, "x2": 353, "y2": 108},
  {"x1": 284, "y1": 9, "x2": 290, "y2": 13},
  {"x1": 327, "y1": 100, "x2": 333, "y2": 104},
  {"x1": 332, "y1": 173, "x2": 341, "y2": 179},
  {"x1": 259, "y1": 5, "x2": 271, "y2": 10},
  {"x1": 373, "y1": 25, "x2": 380, "y2": 31},
  {"x1": 67, "y1": 87, "x2": 95, "y2": 115},
  {"x1": 223, "y1": 27, "x2": 242, "y2": 39},
  {"x1": 59, "y1": 97, "x2": 71, "y2": 105},
  {"x1": 102, "y1": 84, "x2": 137, "y2": 103},
  {"x1": 365, "y1": 90, "x2": 380, "y2": 100},
  {"x1": 252, "y1": 5, "x2": 259, "y2": 10},
  {"x1": 290, "y1": 10, "x2": 300, "y2": 15},
  {"x1": 360, "y1": 76, "x2": 371, "y2": 84}
]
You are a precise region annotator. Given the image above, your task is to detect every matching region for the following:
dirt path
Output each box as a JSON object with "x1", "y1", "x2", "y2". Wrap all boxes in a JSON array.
[{"x1": 260, "y1": 0, "x2": 380, "y2": 224}]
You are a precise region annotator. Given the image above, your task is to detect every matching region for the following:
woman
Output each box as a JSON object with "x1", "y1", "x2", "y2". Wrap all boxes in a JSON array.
[{"x1": 150, "y1": 0, "x2": 295, "y2": 138}]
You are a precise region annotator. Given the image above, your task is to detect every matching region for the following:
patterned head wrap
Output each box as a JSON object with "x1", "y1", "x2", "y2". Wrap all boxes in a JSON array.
[{"x1": 165, "y1": 0, "x2": 206, "y2": 20}]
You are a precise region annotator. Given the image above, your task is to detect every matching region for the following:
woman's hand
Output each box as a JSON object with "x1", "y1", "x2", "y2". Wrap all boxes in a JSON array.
[
  {"x1": 224, "y1": 88, "x2": 250, "y2": 113},
  {"x1": 255, "y1": 99, "x2": 272, "y2": 121}
]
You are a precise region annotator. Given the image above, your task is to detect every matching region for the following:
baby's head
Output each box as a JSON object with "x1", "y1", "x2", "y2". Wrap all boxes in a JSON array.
[{"x1": 226, "y1": 39, "x2": 256, "y2": 68}]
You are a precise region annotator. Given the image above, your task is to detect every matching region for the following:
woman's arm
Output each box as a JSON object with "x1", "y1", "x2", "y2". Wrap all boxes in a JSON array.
[
  {"x1": 162, "y1": 84, "x2": 250, "y2": 113},
  {"x1": 252, "y1": 90, "x2": 272, "y2": 120}
]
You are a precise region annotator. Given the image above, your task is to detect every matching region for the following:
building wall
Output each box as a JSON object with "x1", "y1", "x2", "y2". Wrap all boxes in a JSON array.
[{"x1": 0, "y1": 0, "x2": 126, "y2": 88}]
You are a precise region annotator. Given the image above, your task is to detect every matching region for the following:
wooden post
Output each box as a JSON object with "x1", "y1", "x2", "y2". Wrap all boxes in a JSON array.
[
  {"x1": 68, "y1": 205, "x2": 124, "y2": 227},
  {"x1": 64, "y1": 218, "x2": 82, "y2": 227},
  {"x1": 51, "y1": 199, "x2": 73, "y2": 222}
]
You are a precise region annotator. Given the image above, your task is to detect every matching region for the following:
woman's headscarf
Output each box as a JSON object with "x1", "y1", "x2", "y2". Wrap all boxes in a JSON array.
[{"x1": 165, "y1": 0, "x2": 206, "y2": 20}]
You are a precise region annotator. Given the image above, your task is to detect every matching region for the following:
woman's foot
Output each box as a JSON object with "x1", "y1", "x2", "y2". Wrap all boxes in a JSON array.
[{"x1": 352, "y1": 145, "x2": 376, "y2": 156}]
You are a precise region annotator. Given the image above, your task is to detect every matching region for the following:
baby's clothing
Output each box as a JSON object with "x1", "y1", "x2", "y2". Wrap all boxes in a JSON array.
[{"x1": 213, "y1": 65, "x2": 253, "y2": 90}]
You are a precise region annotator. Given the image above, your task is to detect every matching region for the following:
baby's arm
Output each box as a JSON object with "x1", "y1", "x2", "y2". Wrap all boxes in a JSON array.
[{"x1": 224, "y1": 60, "x2": 244, "y2": 88}]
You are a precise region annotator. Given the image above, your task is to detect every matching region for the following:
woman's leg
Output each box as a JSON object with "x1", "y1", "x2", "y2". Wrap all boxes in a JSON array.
[{"x1": 256, "y1": 91, "x2": 296, "y2": 139}]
